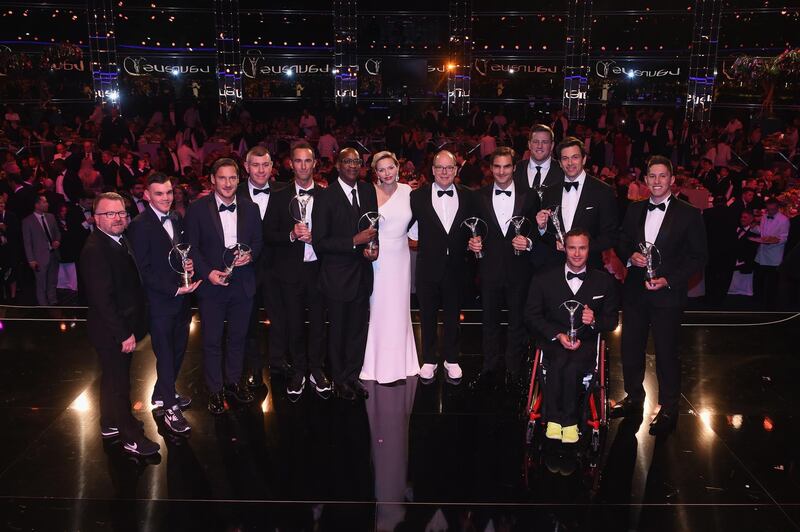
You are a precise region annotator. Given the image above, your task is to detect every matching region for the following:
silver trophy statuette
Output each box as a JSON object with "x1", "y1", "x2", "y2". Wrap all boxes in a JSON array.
[
  {"x1": 168, "y1": 243, "x2": 193, "y2": 288},
  {"x1": 358, "y1": 211, "x2": 384, "y2": 256},
  {"x1": 532, "y1": 182, "x2": 550, "y2": 204},
  {"x1": 289, "y1": 193, "x2": 312, "y2": 225},
  {"x1": 461, "y1": 217, "x2": 488, "y2": 259},
  {"x1": 549, "y1": 205, "x2": 566, "y2": 245},
  {"x1": 221, "y1": 243, "x2": 252, "y2": 284},
  {"x1": 507, "y1": 215, "x2": 532, "y2": 256},
  {"x1": 561, "y1": 299, "x2": 585, "y2": 346},
  {"x1": 638, "y1": 241, "x2": 662, "y2": 281}
]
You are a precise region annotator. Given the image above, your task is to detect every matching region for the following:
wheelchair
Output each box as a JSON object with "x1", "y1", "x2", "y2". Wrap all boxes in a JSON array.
[{"x1": 522, "y1": 335, "x2": 610, "y2": 490}]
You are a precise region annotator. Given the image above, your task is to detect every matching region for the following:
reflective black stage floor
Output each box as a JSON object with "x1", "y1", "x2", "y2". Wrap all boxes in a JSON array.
[{"x1": 0, "y1": 308, "x2": 798, "y2": 531}]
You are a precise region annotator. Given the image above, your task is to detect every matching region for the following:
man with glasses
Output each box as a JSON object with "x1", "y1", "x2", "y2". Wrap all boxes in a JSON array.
[
  {"x1": 312, "y1": 148, "x2": 378, "y2": 400},
  {"x1": 409, "y1": 150, "x2": 476, "y2": 383},
  {"x1": 535, "y1": 137, "x2": 618, "y2": 270},
  {"x1": 513, "y1": 124, "x2": 565, "y2": 194},
  {"x1": 185, "y1": 158, "x2": 263, "y2": 414},
  {"x1": 80, "y1": 193, "x2": 154, "y2": 455}
]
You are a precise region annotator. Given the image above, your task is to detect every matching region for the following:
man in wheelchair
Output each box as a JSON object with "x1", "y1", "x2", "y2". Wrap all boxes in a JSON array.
[{"x1": 525, "y1": 229, "x2": 619, "y2": 443}]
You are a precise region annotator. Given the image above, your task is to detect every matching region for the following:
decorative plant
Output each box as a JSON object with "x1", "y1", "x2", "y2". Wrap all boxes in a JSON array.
[{"x1": 729, "y1": 48, "x2": 800, "y2": 115}]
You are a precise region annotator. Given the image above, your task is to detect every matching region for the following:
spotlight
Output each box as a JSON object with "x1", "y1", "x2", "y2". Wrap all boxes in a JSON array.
[
  {"x1": 447, "y1": 63, "x2": 456, "y2": 71},
  {"x1": 285, "y1": 69, "x2": 294, "y2": 77},
  {"x1": 108, "y1": 90, "x2": 119, "y2": 102},
  {"x1": 626, "y1": 71, "x2": 635, "y2": 79}
]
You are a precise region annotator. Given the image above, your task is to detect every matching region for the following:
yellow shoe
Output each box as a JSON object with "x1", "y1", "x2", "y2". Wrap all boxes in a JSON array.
[
  {"x1": 562, "y1": 425, "x2": 579, "y2": 444},
  {"x1": 545, "y1": 422, "x2": 562, "y2": 440}
]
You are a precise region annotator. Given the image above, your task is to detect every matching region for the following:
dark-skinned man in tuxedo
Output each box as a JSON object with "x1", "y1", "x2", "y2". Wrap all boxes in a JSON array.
[
  {"x1": 128, "y1": 173, "x2": 201, "y2": 434},
  {"x1": 468, "y1": 147, "x2": 537, "y2": 390},
  {"x1": 525, "y1": 229, "x2": 619, "y2": 443},
  {"x1": 312, "y1": 148, "x2": 378, "y2": 401},
  {"x1": 79, "y1": 192, "x2": 156, "y2": 455},
  {"x1": 185, "y1": 158, "x2": 263, "y2": 414},
  {"x1": 612, "y1": 155, "x2": 707, "y2": 435}
]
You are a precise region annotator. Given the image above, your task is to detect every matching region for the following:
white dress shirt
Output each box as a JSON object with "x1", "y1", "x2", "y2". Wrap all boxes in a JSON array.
[
  {"x1": 338, "y1": 178, "x2": 360, "y2": 209},
  {"x1": 248, "y1": 180, "x2": 271, "y2": 220},
  {"x1": 134, "y1": 197, "x2": 146, "y2": 214},
  {"x1": 644, "y1": 195, "x2": 672, "y2": 245},
  {"x1": 432, "y1": 183, "x2": 459, "y2": 233},
  {"x1": 755, "y1": 211, "x2": 790, "y2": 266},
  {"x1": 295, "y1": 183, "x2": 318, "y2": 262},
  {"x1": 565, "y1": 264, "x2": 587, "y2": 295},
  {"x1": 527, "y1": 158, "x2": 551, "y2": 188},
  {"x1": 561, "y1": 171, "x2": 587, "y2": 232},
  {"x1": 149, "y1": 204, "x2": 174, "y2": 241},
  {"x1": 492, "y1": 183, "x2": 514, "y2": 236},
  {"x1": 215, "y1": 194, "x2": 238, "y2": 248}
]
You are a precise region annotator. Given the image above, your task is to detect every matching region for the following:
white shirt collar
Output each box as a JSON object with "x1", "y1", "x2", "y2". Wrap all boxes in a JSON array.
[
  {"x1": 100, "y1": 228, "x2": 122, "y2": 244},
  {"x1": 565, "y1": 170, "x2": 587, "y2": 186},
  {"x1": 149, "y1": 204, "x2": 169, "y2": 219},
  {"x1": 649, "y1": 194, "x2": 673, "y2": 206},
  {"x1": 493, "y1": 182, "x2": 515, "y2": 194},
  {"x1": 295, "y1": 181, "x2": 315, "y2": 193},
  {"x1": 248, "y1": 180, "x2": 270, "y2": 194},
  {"x1": 338, "y1": 177, "x2": 356, "y2": 195},
  {"x1": 433, "y1": 182, "x2": 455, "y2": 193},
  {"x1": 565, "y1": 264, "x2": 587, "y2": 277},
  {"x1": 214, "y1": 193, "x2": 236, "y2": 209},
  {"x1": 529, "y1": 158, "x2": 551, "y2": 172}
]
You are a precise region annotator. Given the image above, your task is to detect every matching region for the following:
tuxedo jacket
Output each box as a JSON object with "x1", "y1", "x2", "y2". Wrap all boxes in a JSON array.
[
  {"x1": 184, "y1": 194, "x2": 263, "y2": 299},
  {"x1": 409, "y1": 183, "x2": 476, "y2": 283},
  {"x1": 128, "y1": 207, "x2": 190, "y2": 317},
  {"x1": 525, "y1": 265, "x2": 619, "y2": 357},
  {"x1": 312, "y1": 181, "x2": 378, "y2": 302},
  {"x1": 618, "y1": 197, "x2": 707, "y2": 308},
  {"x1": 539, "y1": 175, "x2": 618, "y2": 269},
  {"x1": 63, "y1": 169, "x2": 85, "y2": 204},
  {"x1": 79, "y1": 229, "x2": 148, "y2": 349},
  {"x1": 733, "y1": 225, "x2": 759, "y2": 274},
  {"x1": 474, "y1": 184, "x2": 536, "y2": 286},
  {"x1": 263, "y1": 184, "x2": 318, "y2": 283},
  {"x1": 513, "y1": 158, "x2": 564, "y2": 194},
  {"x1": 59, "y1": 202, "x2": 90, "y2": 263},
  {"x1": 236, "y1": 180, "x2": 288, "y2": 278}
]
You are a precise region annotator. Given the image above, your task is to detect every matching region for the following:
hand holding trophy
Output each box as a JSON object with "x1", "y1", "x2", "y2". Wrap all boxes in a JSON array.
[
  {"x1": 221, "y1": 243, "x2": 252, "y2": 284},
  {"x1": 461, "y1": 216, "x2": 488, "y2": 259},
  {"x1": 169, "y1": 243, "x2": 203, "y2": 293},
  {"x1": 561, "y1": 299, "x2": 586, "y2": 348},
  {"x1": 507, "y1": 215, "x2": 532, "y2": 256},
  {"x1": 358, "y1": 211, "x2": 384, "y2": 261}
]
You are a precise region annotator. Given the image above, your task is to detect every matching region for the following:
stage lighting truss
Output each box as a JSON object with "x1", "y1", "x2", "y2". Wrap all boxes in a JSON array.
[
  {"x1": 215, "y1": 0, "x2": 242, "y2": 118},
  {"x1": 447, "y1": 0, "x2": 472, "y2": 117},
  {"x1": 87, "y1": 0, "x2": 120, "y2": 108},
  {"x1": 562, "y1": 0, "x2": 592, "y2": 123},
  {"x1": 686, "y1": 0, "x2": 722, "y2": 127},
  {"x1": 334, "y1": 0, "x2": 358, "y2": 107}
]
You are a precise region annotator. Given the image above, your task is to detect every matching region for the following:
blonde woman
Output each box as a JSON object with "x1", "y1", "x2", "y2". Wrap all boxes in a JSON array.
[{"x1": 360, "y1": 151, "x2": 420, "y2": 383}]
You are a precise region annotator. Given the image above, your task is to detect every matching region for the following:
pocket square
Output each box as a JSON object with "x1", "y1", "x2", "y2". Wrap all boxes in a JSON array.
[
  {"x1": 592, "y1": 295, "x2": 604, "y2": 299},
  {"x1": 585, "y1": 206, "x2": 595, "y2": 210}
]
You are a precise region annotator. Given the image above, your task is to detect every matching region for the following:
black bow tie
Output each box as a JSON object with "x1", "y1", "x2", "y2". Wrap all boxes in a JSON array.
[
  {"x1": 253, "y1": 187, "x2": 270, "y2": 195},
  {"x1": 567, "y1": 271, "x2": 586, "y2": 281},
  {"x1": 495, "y1": 189, "x2": 511, "y2": 197},
  {"x1": 219, "y1": 203, "x2": 236, "y2": 213},
  {"x1": 160, "y1": 215, "x2": 171, "y2": 224},
  {"x1": 563, "y1": 181, "x2": 579, "y2": 192},
  {"x1": 298, "y1": 188, "x2": 314, "y2": 196},
  {"x1": 648, "y1": 202, "x2": 666, "y2": 212},
  {"x1": 437, "y1": 189, "x2": 454, "y2": 197}
]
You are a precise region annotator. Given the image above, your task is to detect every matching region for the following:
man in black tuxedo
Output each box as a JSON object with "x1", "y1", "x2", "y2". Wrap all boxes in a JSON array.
[
  {"x1": 119, "y1": 152, "x2": 142, "y2": 191},
  {"x1": 409, "y1": 150, "x2": 476, "y2": 383},
  {"x1": 185, "y1": 158, "x2": 263, "y2": 414},
  {"x1": 703, "y1": 196, "x2": 738, "y2": 306},
  {"x1": 535, "y1": 137, "x2": 618, "y2": 271},
  {"x1": 468, "y1": 147, "x2": 536, "y2": 389},
  {"x1": 66, "y1": 139, "x2": 101, "y2": 173},
  {"x1": 730, "y1": 188, "x2": 764, "y2": 218},
  {"x1": 128, "y1": 173, "x2": 201, "y2": 434},
  {"x1": 237, "y1": 146, "x2": 288, "y2": 389},
  {"x1": 79, "y1": 192, "x2": 156, "y2": 455},
  {"x1": 124, "y1": 182, "x2": 148, "y2": 221},
  {"x1": 312, "y1": 148, "x2": 378, "y2": 400},
  {"x1": 512, "y1": 124, "x2": 564, "y2": 194},
  {"x1": 264, "y1": 142, "x2": 330, "y2": 401},
  {"x1": 525, "y1": 229, "x2": 619, "y2": 443},
  {"x1": 612, "y1": 156, "x2": 707, "y2": 434},
  {"x1": 98, "y1": 150, "x2": 120, "y2": 191}
]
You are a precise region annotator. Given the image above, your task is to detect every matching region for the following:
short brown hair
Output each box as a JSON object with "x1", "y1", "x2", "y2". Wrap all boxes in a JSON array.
[
  {"x1": 245, "y1": 145, "x2": 270, "y2": 162},
  {"x1": 93, "y1": 191, "x2": 125, "y2": 212},
  {"x1": 646, "y1": 155, "x2": 673, "y2": 176},
  {"x1": 564, "y1": 228, "x2": 591, "y2": 244},
  {"x1": 529, "y1": 124, "x2": 554, "y2": 142},
  {"x1": 146, "y1": 172, "x2": 172, "y2": 187},
  {"x1": 291, "y1": 141, "x2": 315, "y2": 160},
  {"x1": 211, "y1": 157, "x2": 239, "y2": 176},
  {"x1": 555, "y1": 136, "x2": 586, "y2": 159},
  {"x1": 490, "y1": 146, "x2": 516, "y2": 164}
]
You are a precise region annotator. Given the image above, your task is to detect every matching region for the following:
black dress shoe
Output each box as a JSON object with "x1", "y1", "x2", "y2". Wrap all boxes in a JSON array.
[
  {"x1": 208, "y1": 391, "x2": 226, "y2": 415},
  {"x1": 610, "y1": 396, "x2": 644, "y2": 419},
  {"x1": 351, "y1": 380, "x2": 369, "y2": 399},
  {"x1": 649, "y1": 408, "x2": 678, "y2": 435},
  {"x1": 224, "y1": 383, "x2": 255, "y2": 404},
  {"x1": 244, "y1": 370, "x2": 266, "y2": 390},
  {"x1": 336, "y1": 382, "x2": 356, "y2": 401}
]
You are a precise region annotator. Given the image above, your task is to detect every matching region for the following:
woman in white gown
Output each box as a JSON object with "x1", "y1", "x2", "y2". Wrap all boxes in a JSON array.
[{"x1": 360, "y1": 151, "x2": 420, "y2": 383}]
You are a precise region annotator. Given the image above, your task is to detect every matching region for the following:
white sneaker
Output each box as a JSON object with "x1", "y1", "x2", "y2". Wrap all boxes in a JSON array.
[
  {"x1": 443, "y1": 361, "x2": 463, "y2": 380},
  {"x1": 419, "y1": 363, "x2": 438, "y2": 380}
]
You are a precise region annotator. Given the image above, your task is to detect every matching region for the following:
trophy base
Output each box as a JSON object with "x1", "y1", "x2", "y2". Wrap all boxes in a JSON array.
[
  {"x1": 475, "y1": 251, "x2": 484, "y2": 259},
  {"x1": 179, "y1": 273, "x2": 193, "y2": 288}
]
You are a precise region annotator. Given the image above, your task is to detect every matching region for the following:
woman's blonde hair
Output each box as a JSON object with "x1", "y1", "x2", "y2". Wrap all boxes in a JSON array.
[{"x1": 370, "y1": 151, "x2": 398, "y2": 171}]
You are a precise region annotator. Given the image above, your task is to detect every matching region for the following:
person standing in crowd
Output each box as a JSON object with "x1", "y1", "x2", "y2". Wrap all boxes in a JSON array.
[
  {"x1": 79, "y1": 192, "x2": 155, "y2": 455},
  {"x1": 360, "y1": 151, "x2": 420, "y2": 384},
  {"x1": 513, "y1": 124, "x2": 564, "y2": 194},
  {"x1": 0, "y1": 197, "x2": 20, "y2": 301},
  {"x1": 536, "y1": 137, "x2": 618, "y2": 270},
  {"x1": 728, "y1": 209, "x2": 760, "y2": 298},
  {"x1": 22, "y1": 194, "x2": 60, "y2": 306},
  {"x1": 612, "y1": 155, "x2": 707, "y2": 434},
  {"x1": 185, "y1": 158, "x2": 262, "y2": 414},
  {"x1": 409, "y1": 150, "x2": 475, "y2": 383},
  {"x1": 753, "y1": 197, "x2": 790, "y2": 309},
  {"x1": 128, "y1": 173, "x2": 201, "y2": 434},
  {"x1": 313, "y1": 148, "x2": 379, "y2": 400},
  {"x1": 237, "y1": 146, "x2": 288, "y2": 389},
  {"x1": 264, "y1": 142, "x2": 330, "y2": 400},
  {"x1": 525, "y1": 229, "x2": 618, "y2": 443},
  {"x1": 468, "y1": 147, "x2": 536, "y2": 390}
]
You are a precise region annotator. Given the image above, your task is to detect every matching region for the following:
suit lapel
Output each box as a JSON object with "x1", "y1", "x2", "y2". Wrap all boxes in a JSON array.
[
  {"x1": 236, "y1": 201, "x2": 246, "y2": 246},
  {"x1": 482, "y1": 187, "x2": 503, "y2": 235},
  {"x1": 425, "y1": 186, "x2": 448, "y2": 235},
  {"x1": 572, "y1": 177, "x2": 592, "y2": 229},
  {"x1": 654, "y1": 198, "x2": 678, "y2": 248},
  {"x1": 636, "y1": 201, "x2": 648, "y2": 244},
  {"x1": 206, "y1": 195, "x2": 225, "y2": 246}
]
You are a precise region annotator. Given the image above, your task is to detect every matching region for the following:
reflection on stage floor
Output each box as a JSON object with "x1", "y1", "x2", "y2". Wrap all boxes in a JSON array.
[{"x1": 0, "y1": 308, "x2": 798, "y2": 531}]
